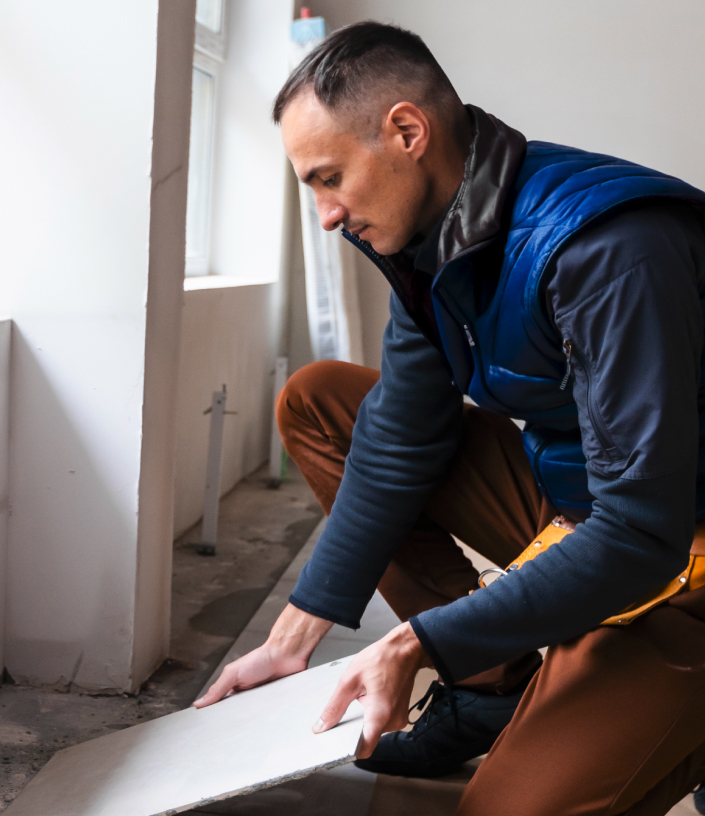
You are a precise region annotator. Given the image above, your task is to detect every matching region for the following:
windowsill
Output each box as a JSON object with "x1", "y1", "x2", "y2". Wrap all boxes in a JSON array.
[{"x1": 184, "y1": 274, "x2": 277, "y2": 291}]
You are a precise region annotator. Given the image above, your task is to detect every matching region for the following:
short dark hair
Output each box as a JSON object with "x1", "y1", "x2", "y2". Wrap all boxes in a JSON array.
[{"x1": 272, "y1": 21, "x2": 465, "y2": 139}]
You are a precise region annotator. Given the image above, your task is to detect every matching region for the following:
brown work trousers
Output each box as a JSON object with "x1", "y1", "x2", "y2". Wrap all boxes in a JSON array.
[{"x1": 277, "y1": 360, "x2": 705, "y2": 816}]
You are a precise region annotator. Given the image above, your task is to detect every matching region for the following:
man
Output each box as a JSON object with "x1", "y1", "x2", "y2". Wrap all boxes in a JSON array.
[{"x1": 195, "y1": 22, "x2": 705, "y2": 815}]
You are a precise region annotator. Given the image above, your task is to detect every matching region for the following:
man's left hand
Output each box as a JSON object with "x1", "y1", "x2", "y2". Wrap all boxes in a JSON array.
[{"x1": 312, "y1": 622, "x2": 431, "y2": 758}]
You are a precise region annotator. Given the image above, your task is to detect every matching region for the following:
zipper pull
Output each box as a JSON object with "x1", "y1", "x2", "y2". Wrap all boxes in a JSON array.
[
  {"x1": 560, "y1": 339, "x2": 573, "y2": 390},
  {"x1": 463, "y1": 324, "x2": 476, "y2": 348}
]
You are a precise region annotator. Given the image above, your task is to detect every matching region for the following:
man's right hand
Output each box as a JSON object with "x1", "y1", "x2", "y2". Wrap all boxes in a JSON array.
[{"x1": 193, "y1": 603, "x2": 333, "y2": 708}]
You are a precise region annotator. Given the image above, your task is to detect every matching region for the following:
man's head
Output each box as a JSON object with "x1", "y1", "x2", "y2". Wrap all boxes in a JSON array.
[{"x1": 273, "y1": 22, "x2": 471, "y2": 255}]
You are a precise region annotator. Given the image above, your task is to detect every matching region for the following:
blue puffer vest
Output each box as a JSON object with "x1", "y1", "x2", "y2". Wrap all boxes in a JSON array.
[
  {"x1": 351, "y1": 142, "x2": 705, "y2": 519},
  {"x1": 431, "y1": 142, "x2": 705, "y2": 518}
]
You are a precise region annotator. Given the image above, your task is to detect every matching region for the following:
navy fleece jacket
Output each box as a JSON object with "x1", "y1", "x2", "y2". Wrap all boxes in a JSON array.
[{"x1": 290, "y1": 202, "x2": 705, "y2": 685}]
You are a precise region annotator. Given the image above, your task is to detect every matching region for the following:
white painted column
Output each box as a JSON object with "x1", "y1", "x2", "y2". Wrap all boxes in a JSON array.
[
  {"x1": 0, "y1": 319, "x2": 10, "y2": 677},
  {"x1": 0, "y1": 1, "x2": 194, "y2": 692}
]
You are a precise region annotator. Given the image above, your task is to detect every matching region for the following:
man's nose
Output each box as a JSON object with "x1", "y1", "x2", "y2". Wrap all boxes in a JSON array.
[{"x1": 317, "y1": 199, "x2": 347, "y2": 232}]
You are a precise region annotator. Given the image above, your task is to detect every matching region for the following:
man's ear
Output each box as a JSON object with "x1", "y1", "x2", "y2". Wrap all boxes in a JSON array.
[{"x1": 384, "y1": 102, "x2": 430, "y2": 161}]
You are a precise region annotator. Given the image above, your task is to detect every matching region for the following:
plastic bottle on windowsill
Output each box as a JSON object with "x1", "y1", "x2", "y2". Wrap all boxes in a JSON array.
[{"x1": 291, "y1": 7, "x2": 327, "y2": 50}]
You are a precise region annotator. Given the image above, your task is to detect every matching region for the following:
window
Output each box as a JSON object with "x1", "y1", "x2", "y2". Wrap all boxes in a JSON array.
[
  {"x1": 186, "y1": 63, "x2": 216, "y2": 276},
  {"x1": 195, "y1": 0, "x2": 227, "y2": 62},
  {"x1": 196, "y1": 0, "x2": 223, "y2": 32},
  {"x1": 185, "y1": 1, "x2": 228, "y2": 276}
]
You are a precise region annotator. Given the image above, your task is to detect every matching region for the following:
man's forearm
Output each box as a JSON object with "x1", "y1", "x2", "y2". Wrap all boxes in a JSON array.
[{"x1": 266, "y1": 603, "x2": 334, "y2": 662}]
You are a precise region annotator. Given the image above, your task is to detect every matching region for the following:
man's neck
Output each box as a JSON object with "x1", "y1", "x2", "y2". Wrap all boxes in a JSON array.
[{"x1": 416, "y1": 121, "x2": 473, "y2": 236}]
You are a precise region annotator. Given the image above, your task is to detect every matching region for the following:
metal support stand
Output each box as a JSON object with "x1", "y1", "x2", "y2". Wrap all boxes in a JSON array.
[
  {"x1": 196, "y1": 385, "x2": 236, "y2": 556},
  {"x1": 268, "y1": 357, "x2": 289, "y2": 489}
]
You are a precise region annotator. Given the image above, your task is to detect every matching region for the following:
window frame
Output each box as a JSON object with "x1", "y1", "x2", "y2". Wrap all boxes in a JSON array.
[
  {"x1": 195, "y1": 0, "x2": 228, "y2": 63},
  {"x1": 185, "y1": 1, "x2": 228, "y2": 278},
  {"x1": 185, "y1": 55, "x2": 219, "y2": 277}
]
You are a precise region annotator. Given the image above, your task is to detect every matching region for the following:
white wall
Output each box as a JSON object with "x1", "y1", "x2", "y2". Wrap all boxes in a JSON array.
[
  {"x1": 296, "y1": 0, "x2": 705, "y2": 366},
  {"x1": 209, "y1": 0, "x2": 294, "y2": 284},
  {"x1": 174, "y1": 285, "x2": 284, "y2": 536},
  {"x1": 132, "y1": 0, "x2": 196, "y2": 689},
  {"x1": 0, "y1": 1, "x2": 194, "y2": 691},
  {"x1": 0, "y1": 320, "x2": 10, "y2": 676},
  {"x1": 173, "y1": 0, "x2": 295, "y2": 536}
]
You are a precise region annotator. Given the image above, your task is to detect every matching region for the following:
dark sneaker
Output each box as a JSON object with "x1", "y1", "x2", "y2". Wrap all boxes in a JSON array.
[
  {"x1": 694, "y1": 781, "x2": 705, "y2": 814},
  {"x1": 354, "y1": 671, "x2": 536, "y2": 779}
]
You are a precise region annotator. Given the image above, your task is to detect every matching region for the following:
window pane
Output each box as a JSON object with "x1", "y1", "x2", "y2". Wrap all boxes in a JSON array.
[
  {"x1": 186, "y1": 67, "x2": 215, "y2": 270},
  {"x1": 196, "y1": 0, "x2": 223, "y2": 33}
]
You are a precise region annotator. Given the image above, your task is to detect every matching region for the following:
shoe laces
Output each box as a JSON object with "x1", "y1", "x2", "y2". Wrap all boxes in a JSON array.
[{"x1": 408, "y1": 680, "x2": 459, "y2": 731}]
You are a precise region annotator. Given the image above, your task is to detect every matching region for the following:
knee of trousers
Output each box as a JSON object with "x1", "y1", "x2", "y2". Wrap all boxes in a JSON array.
[{"x1": 275, "y1": 360, "x2": 348, "y2": 446}]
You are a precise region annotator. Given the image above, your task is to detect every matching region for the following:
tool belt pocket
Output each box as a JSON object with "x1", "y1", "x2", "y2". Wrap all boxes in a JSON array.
[{"x1": 473, "y1": 518, "x2": 705, "y2": 626}]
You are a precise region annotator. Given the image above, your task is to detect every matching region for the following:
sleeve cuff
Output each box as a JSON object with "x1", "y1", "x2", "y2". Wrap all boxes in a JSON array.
[
  {"x1": 289, "y1": 594, "x2": 361, "y2": 630},
  {"x1": 409, "y1": 616, "x2": 455, "y2": 686}
]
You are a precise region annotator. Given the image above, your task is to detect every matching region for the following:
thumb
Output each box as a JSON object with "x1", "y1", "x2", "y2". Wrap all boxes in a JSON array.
[
  {"x1": 193, "y1": 665, "x2": 239, "y2": 708},
  {"x1": 313, "y1": 677, "x2": 358, "y2": 733}
]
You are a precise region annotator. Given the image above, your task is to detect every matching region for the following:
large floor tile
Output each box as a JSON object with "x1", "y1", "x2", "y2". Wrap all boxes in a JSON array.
[
  {"x1": 3, "y1": 659, "x2": 363, "y2": 816},
  {"x1": 670, "y1": 795, "x2": 699, "y2": 815}
]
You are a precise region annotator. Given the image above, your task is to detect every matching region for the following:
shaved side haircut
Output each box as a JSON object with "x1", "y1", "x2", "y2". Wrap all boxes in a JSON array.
[{"x1": 273, "y1": 21, "x2": 468, "y2": 144}]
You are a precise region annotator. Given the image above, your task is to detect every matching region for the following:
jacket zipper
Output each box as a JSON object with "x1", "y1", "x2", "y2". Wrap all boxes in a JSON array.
[
  {"x1": 560, "y1": 340, "x2": 572, "y2": 390},
  {"x1": 342, "y1": 231, "x2": 440, "y2": 352},
  {"x1": 463, "y1": 324, "x2": 476, "y2": 347},
  {"x1": 560, "y1": 338, "x2": 623, "y2": 459},
  {"x1": 344, "y1": 230, "x2": 496, "y2": 401}
]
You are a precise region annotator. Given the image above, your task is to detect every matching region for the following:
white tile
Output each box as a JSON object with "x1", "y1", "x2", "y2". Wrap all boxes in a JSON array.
[
  {"x1": 309, "y1": 637, "x2": 368, "y2": 668},
  {"x1": 669, "y1": 795, "x2": 699, "y2": 815},
  {"x1": 454, "y1": 537, "x2": 496, "y2": 573},
  {"x1": 4, "y1": 657, "x2": 363, "y2": 816},
  {"x1": 309, "y1": 594, "x2": 401, "y2": 668},
  {"x1": 347, "y1": 590, "x2": 401, "y2": 642}
]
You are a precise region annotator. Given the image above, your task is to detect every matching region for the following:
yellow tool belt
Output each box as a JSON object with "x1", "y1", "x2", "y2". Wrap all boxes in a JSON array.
[{"x1": 479, "y1": 518, "x2": 705, "y2": 626}]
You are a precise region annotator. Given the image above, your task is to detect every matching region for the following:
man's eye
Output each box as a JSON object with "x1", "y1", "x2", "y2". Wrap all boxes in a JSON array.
[{"x1": 322, "y1": 175, "x2": 338, "y2": 188}]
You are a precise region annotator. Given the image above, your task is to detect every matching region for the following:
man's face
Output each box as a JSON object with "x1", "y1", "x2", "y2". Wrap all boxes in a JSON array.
[{"x1": 281, "y1": 92, "x2": 429, "y2": 256}]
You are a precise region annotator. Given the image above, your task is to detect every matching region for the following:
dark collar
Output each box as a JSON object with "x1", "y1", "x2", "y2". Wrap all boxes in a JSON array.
[
  {"x1": 392, "y1": 105, "x2": 526, "y2": 277},
  {"x1": 435, "y1": 104, "x2": 527, "y2": 267},
  {"x1": 401, "y1": 207, "x2": 449, "y2": 277}
]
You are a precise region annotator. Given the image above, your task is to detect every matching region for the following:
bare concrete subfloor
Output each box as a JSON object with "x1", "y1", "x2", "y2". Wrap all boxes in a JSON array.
[{"x1": 0, "y1": 462, "x2": 323, "y2": 812}]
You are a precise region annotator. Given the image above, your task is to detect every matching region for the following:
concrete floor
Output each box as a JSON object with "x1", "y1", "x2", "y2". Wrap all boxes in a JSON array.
[
  {"x1": 0, "y1": 462, "x2": 322, "y2": 812},
  {"x1": 0, "y1": 460, "x2": 701, "y2": 815}
]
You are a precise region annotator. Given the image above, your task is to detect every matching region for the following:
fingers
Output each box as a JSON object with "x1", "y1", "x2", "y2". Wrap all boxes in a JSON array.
[
  {"x1": 312, "y1": 677, "x2": 409, "y2": 760},
  {"x1": 311, "y1": 628, "x2": 421, "y2": 755},
  {"x1": 313, "y1": 676, "x2": 359, "y2": 733},
  {"x1": 193, "y1": 663, "x2": 240, "y2": 708}
]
